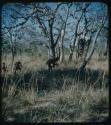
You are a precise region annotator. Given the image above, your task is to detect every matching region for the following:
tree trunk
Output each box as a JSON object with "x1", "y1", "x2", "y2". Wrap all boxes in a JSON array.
[
  {"x1": 80, "y1": 18, "x2": 106, "y2": 69},
  {"x1": 68, "y1": 4, "x2": 91, "y2": 61},
  {"x1": 59, "y1": 29, "x2": 65, "y2": 63},
  {"x1": 11, "y1": 50, "x2": 15, "y2": 73},
  {"x1": 48, "y1": 19, "x2": 56, "y2": 59},
  {"x1": 59, "y1": 6, "x2": 69, "y2": 63},
  {"x1": 68, "y1": 14, "x2": 84, "y2": 61},
  {"x1": 69, "y1": 51, "x2": 73, "y2": 61},
  {"x1": 83, "y1": 38, "x2": 91, "y2": 61},
  {"x1": 104, "y1": 41, "x2": 108, "y2": 59},
  {"x1": 48, "y1": 46, "x2": 55, "y2": 59}
]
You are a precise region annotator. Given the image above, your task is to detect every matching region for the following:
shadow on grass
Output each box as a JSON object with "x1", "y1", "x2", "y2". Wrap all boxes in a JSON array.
[
  {"x1": 2, "y1": 68, "x2": 109, "y2": 123},
  {"x1": 5, "y1": 94, "x2": 109, "y2": 122},
  {"x1": 1, "y1": 67, "x2": 108, "y2": 92},
  {"x1": 6, "y1": 107, "x2": 53, "y2": 122}
]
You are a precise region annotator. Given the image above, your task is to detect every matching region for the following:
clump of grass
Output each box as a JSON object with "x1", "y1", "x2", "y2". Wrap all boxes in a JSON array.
[{"x1": 19, "y1": 87, "x2": 38, "y2": 105}]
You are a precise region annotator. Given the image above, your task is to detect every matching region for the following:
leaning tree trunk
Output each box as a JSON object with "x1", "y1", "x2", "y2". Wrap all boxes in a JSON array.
[
  {"x1": 59, "y1": 29, "x2": 65, "y2": 63},
  {"x1": 59, "y1": 6, "x2": 69, "y2": 63},
  {"x1": 68, "y1": 3, "x2": 91, "y2": 61},
  {"x1": 80, "y1": 18, "x2": 106, "y2": 69},
  {"x1": 68, "y1": 12, "x2": 84, "y2": 61}
]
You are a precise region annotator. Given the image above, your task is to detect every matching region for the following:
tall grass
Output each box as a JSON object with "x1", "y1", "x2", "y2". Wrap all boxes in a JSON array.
[{"x1": 1, "y1": 54, "x2": 109, "y2": 122}]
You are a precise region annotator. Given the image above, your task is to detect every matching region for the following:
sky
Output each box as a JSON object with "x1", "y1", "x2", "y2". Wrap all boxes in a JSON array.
[
  {"x1": 2, "y1": 2, "x2": 108, "y2": 27},
  {"x1": 1, "y1": 2, "x2": 108, "y2": 47}
]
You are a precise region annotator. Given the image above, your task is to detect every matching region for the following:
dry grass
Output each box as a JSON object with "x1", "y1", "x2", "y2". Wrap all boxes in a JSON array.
[
  {"x1": 86, "y1": 54, "x2": 108, "y2": 73},
  {"x1": 1, "y1": 53, "x2": 109, "y2": 122}
]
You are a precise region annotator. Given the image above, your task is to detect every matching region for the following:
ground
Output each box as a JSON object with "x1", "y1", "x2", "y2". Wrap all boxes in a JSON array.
[{"x1": 1, "y1": 53, "x2": 109, "y2": 122}]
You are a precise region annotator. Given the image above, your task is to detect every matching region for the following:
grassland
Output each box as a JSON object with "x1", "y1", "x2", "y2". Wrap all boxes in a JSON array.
[{"x1": 1, "y1": 53, "x2": 109, "y2": 122}]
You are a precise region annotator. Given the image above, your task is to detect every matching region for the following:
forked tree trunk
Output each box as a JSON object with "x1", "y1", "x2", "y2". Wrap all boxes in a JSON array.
[
  {"x1": 68, "y1": 16, "x2": 84, "y2": 61},
  {"x1": 68, "y1": 4, "x2": 91, "y2": 61},
  {"x1": 80, "y1": 18, "x2": 106, "y2": 69},
  {"x1": 48, "y1": 46, "x2": 55, "y2": 59}
]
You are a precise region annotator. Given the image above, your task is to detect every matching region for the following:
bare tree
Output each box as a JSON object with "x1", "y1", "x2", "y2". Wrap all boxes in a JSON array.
[
  {"x1": 80, "y1": 16, "x2": 107, "y2": 69},
  {"x1": 2, "y1": 3, "x2": 108, "y2": 70},
  {"x1": 59, "y1": 4, "x2": 70, "y2": 63},
  {"x1": 32, "y1": 3, "x2": 63, "y2": 59},
  {"x1": 68, "y1": 3, "x2": 90, "y2": 61}
]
